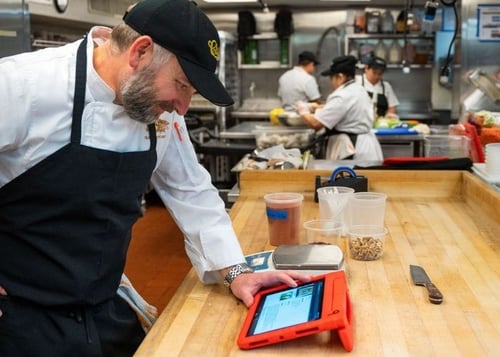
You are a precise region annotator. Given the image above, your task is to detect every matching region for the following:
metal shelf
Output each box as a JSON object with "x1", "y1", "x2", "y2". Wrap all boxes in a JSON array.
[{"x1": 346, "y1": 33, "x2": 434, "y2": 40}]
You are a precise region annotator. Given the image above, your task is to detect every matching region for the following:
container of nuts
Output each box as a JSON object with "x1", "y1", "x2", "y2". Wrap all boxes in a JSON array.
[{"x1": 347, "y1": 225, "x2": 388, "y2": 261}]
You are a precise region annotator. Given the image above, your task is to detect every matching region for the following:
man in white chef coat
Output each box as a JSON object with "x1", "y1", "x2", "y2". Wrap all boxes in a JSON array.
[
  {"x1": 356, "y1": 56, "x2": 400, "y2": 118},
  {"x1": 0, "y1": 0, "x2": 309, "y2": 355},
  {"x1": 278, "y1": 50, "x2": 322, "y2": 111}
]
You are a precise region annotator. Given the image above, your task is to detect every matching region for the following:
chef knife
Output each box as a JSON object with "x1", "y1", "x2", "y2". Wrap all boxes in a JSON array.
[{"x1": 410, "y1": 265, "x2": 443, "y2": 305}]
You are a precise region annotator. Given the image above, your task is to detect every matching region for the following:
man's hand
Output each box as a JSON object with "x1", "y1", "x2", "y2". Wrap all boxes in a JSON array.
[
  {"x1": 229, "y1": 270, "x2": 312, "y2": 307},
  {"x1": 0, "y1": 285, "x2": 6, "y2": 317}
]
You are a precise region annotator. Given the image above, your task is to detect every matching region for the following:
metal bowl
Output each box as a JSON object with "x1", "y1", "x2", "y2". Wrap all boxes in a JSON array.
[{"x1": 277, "y1": 112, "x2": 305, "y2": 127}]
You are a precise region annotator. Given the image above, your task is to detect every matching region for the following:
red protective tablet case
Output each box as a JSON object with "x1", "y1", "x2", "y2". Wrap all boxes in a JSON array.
[{"x1": 237, "y1": 270, "x2": 354, "y2": 351}]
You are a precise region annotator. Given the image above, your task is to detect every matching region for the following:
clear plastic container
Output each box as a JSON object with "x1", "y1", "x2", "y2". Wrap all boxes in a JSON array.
[
  {"x1": 347, "y1": 192, "x2": 387, "y2": 229},
  {"x1": 424, "y1": 135, "x2": 471, "y2": 158},
  {"x1": 253, "y1": 127, "x2": 315, "y2": 149},
  {"x1": 348, "y1": 225, "x2": 388, "y2": 261},
  {"x1": 264, "y1": 192, "x2": 303, "y2": 246}
]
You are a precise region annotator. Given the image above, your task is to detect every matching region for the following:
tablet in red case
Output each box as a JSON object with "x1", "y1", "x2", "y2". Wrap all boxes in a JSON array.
[{"x1": 237, "y1": 270, "x2": 354, "y2": 351}]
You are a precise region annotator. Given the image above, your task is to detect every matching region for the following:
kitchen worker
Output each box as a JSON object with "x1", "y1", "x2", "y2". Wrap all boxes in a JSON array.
[
  {"x1": 0, "y1": 0, "x2": 310, "y2": 355},
  {"x1": 356, "y1": 56, "x2": 400, "y2": 118},
  {"x1": 278, "y1": 50, "x2": 321, "y2": 111},
  {"x1": 298, "y1": 55, "x2": 383, "y2": 161}
]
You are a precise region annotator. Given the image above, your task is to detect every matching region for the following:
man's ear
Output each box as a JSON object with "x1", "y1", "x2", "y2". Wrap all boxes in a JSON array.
[{"x1": 128, "y1": 36, "x2": 154, "y2": 69}]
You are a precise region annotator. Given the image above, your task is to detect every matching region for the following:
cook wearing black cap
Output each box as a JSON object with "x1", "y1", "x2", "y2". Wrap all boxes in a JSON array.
[
  {"x1": 298, "y1": 55, "x2": 383, "y2": 160},
  {"x1": 355, "y1": 56, "x2": 400, "y2": 117},
  {"x1": 278, "y1": 50, "x2": 321, "y2": 111},
  {"x1": 0, "y1": 0, "x2": 310, "y2": 355}
]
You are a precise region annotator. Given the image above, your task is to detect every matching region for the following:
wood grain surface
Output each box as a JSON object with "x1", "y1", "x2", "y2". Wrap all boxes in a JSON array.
[{"x1": 135, "y1": 170, "x2": 500, "y2": 357}]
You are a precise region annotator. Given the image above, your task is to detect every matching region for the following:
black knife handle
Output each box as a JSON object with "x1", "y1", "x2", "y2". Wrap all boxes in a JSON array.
[{"x1": 425, "y1": 282, "x2": 443, "y2": 304}]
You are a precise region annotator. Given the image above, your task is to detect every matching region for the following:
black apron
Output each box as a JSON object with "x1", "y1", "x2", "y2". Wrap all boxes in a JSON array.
[
  {"x1": 0, "y1": 36, "x2": 157, "y2": 306},
  {"x1": 0, "y1": 35, "x2": 157, "y2": 356},
  {"x1": 362, "y1": 75, "x2": 389, "y2": 117},
  {"x1": 321, "y1": 80, "x2": 358, "y2": 160}
]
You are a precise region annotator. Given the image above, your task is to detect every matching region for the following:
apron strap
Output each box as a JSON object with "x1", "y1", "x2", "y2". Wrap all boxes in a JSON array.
[
  {"x1": 71, "y1": 35, "x2": 157, "y2": 150},
  {"x1": 71, "y1": 36, "x2": 88, "y2": 144}
]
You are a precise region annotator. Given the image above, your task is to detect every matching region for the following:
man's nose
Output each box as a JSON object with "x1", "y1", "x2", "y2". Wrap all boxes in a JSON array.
[{"x1": 174, "y1": 93, "x2": 193, "y2": 116}]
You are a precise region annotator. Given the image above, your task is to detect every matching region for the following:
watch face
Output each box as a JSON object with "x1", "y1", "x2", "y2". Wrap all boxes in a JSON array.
[{"x1": 54, "y1": 0, "x2": 69, "y2": 14}]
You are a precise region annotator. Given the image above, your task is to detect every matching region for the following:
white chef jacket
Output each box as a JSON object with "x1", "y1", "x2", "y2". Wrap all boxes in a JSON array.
[
  {"x1": 278, "y1": 66, "x2": 321, "y2": 111},
  {"x1": 355, "y1": 74, "x2": 400, "y2": 109},
  {"x1": 0, "y1": 26, "x2": 244, "y2": 284},
  {"x1": 314, "y1": 80, "x2": 383, "y2": 161}
]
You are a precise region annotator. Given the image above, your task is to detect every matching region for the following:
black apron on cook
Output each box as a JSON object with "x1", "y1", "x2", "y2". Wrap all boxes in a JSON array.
[
  {"x1": 320, "y1": 80, "x2": 359, "y2": 160},
  {"x1": 362, "y1": 75, "x2": 389, "y2": 117},
  {"x1": 0, "y1": 36, "x2": 157, "y2": 307}
]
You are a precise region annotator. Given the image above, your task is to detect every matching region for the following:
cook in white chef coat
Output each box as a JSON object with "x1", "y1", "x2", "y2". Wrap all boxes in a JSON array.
[
  {"x1": 299, "y1": 55, "x2": 383, "y2": 161},
  {"x1": 278, "y1": 51, "x2": 321, "y2": 111},
  {"x1": 0, "y1": 0, "x2": 310, "y2": 355},
  {"x1": 355, "y1": 56, "x2": 400, "y2": 118}
]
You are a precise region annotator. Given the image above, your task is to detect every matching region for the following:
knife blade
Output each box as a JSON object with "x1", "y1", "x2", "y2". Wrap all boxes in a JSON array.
[{"x1": 410, "y1": 265, "x2": 443, "y2": 305}]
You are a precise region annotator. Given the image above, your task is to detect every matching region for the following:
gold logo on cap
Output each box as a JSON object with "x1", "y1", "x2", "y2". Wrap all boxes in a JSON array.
[{"x1": 208, "y1": 40, "x2": 220, "y2": 61}]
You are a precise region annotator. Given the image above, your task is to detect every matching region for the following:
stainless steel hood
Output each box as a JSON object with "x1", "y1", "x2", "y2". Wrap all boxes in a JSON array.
[{"x1": 198, "y1": 0, "x2": 429, "y2": 10}]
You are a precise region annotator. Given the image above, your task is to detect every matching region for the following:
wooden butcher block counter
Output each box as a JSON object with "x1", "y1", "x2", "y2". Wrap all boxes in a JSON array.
[{"x1": 135, "y1": 170, "x2": 500, "y2": 357}]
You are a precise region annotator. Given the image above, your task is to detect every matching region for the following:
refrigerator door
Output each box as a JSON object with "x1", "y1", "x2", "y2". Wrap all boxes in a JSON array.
[{"x1": 0, "y1": 0, "x2": 31, "y2": 58}]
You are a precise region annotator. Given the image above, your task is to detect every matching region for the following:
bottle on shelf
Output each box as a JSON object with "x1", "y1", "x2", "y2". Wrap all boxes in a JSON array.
[
  {"x1": 243, "y1": 39, "x2": 259, "y2": 64},
  {"x1": 402, "y1": 42, "x2": 416, "y2": 64},
  {"x1": 279, "y1": 38, "x2": 289, "y2": 65},
  {"x1": 381, "y1": 10, "x2": 395, "y2": 34},
  {"x1": 374, "y1": 40, "x2": 387, "y2": 61},
  {"x1": 396, "y1": 9, "x2": 408, "y2": 33},
  {"x1": 366, "y1": 11, "x2": 381, "y2": 34},
  {"x1": 354, "y1": 10, "x2": 366, "y2": 34},
  {"x1": 388, "y1": 40, "x2": 402, "y2": 64},
  {"x1": 409, "y1": 10, "x2": 421, "y2": 33}
]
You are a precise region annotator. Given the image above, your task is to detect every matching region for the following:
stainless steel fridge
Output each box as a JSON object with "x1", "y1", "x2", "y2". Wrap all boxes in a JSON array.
[{"x1": 0, "y1": 0, "x2": 31, "y2": 58}]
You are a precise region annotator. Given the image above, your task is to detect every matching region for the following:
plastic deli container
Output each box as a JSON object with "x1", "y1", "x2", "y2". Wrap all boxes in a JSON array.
[
  {"x1": 424, "y1": 135, "x2": 471, "y2": 158},
  {"x1": 253, "y1": 127, "x2": 315, "y2": 150}
]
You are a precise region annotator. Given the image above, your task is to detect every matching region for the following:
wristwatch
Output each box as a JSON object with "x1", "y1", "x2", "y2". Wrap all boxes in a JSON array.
[{"x1": 223, "y1": 263, "x2": 254, "y2": 287}]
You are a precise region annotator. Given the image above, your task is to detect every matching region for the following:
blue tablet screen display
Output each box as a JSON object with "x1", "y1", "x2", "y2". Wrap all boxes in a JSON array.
[{"x1": 248, "y1": 280, "x2": 324, "y2": 335}]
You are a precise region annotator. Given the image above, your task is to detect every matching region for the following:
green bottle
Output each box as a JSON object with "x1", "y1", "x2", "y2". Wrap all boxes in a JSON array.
[{"x1": 279, "y1": 38, "x2": 289, "y2": 65}]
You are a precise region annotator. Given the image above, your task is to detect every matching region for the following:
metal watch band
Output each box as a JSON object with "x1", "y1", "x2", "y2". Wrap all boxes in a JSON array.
[{"x1": 223, "y1": 263, "x2": 254, "y2": 287}]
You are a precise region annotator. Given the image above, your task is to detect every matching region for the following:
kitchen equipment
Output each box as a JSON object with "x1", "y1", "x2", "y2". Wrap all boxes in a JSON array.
[
  {"x1": 0, "y1": 0, "x2": 31, "y2": 58},
  {"x1": 277, "y1": 112, "x2": 305, "y2": 127},
  {"x1": 253, "y1": 127, "x2": 315, "y2": 150},
  {"x1": 424, "y1": 135, "x2": 471, "y2": 158},
  {"x1": 410, "y1": 264, "x2": 443, "y2": 304},
  {"x1": 273, "y1": 244, "x2": 344, "y2": 270},
  {"x1": 466, "y1": 69, "x2": 500, "y2": 104}
]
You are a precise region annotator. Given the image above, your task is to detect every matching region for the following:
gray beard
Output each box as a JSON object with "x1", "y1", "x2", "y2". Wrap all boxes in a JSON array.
[{"x1": 120, "y1": 66, "x2": 160, "y2": 125}]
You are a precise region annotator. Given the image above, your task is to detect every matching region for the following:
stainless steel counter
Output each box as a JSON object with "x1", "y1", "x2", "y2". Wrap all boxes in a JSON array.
[
  {"x1": 231, "y1": 98, "x2": 282, "y2": 120},
  {"x1": 219, "y1": 121, "x2": 271, "y2": 139},
  {"x1": 221, "y1": 121, "x2": 427, "y2": 157}
]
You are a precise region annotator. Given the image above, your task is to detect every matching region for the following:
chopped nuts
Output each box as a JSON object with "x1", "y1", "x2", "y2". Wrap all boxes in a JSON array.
[{"x1": 349, "y1": 236, "x2": 384, "y2": 260}]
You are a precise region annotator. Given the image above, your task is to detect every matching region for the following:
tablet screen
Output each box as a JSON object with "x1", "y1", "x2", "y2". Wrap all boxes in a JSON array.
[{"x1": 247, "y1": 279, "x2": 324, "y2": 336}]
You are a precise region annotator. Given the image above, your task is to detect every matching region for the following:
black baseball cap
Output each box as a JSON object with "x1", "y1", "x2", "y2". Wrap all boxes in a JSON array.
[
  {"x1": 123, "y1": 0, "x2": 233, "y2": 107},
  {"x1": 367, "y1": 56, "x2": 387, "y2": 70},
  {"x1": 321, "y1": 55, "x2": 357, "y2": 77},
  {"x1": 298, "y1": 51, "x2": 319, "y2": 65}
]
